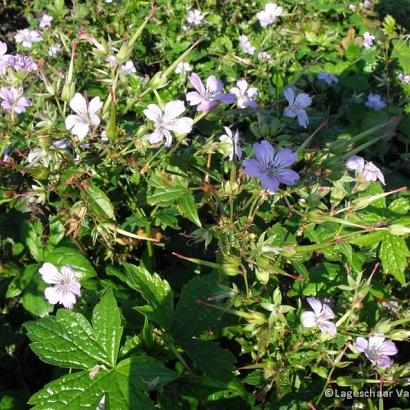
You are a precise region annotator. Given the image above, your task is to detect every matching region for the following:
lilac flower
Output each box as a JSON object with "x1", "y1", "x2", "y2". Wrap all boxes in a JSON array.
[
  {"x1": 243, "y1": 140, "x2": 299, "y2": 194},
  {"x1": 317, "y1": 72, "x2": 338, "y2": 85},
  {"x1": 143, "y1": 100, "x2": 193, "y2": 147},
  {"x1": 301, "y1": 297, "x2": 337, "y2": 337},
  {"x1": 0, "y1": 87, "x2": 32, "y2": 113},
  {"x1": 120, "y1": 60, "x2": 136, "y2": 75},
  {"x1": 186, "y1": 9, "x2": 204, "y2": 26},
  {"x1": 175, "y1": 62, "x2": 192, "y2": 75},
  {"x1": 39, "y1": 262, "x2": 81, "y2": 309},
  {"x1": 365, "y1": 93, "x2": 386, "y2": 111},
  {"x1": 15, "y1": 29, "x2": 42, "y2": 48},
  {"x1": 39, "y1": 14, "x2": 53, "y2": 28},
  {"x1": 0, "y1": 42, "x2": 13, "y2": 75},
  {"x1": 10, "y1": 54, "x2": 37, "y2": 72},
  {"x1": 239, "y1": 35, "x2": 256, "y2": 55},
  {"x1": 105, "y1": 55, "x2": 117, "y2": 68},
  {"x1": 219, "y1": 127, "x2": 242, "y2": 160},
  {"x1": 48, "y1": 44, "x2": 62, "y2": 57},
  {"x1": 361, "y1": 0, "x2": 372, "y2": 9},
  {"x1": 52, "y1": 140, "x2": 72, "y2": 149},
  {"x1": 355, "y1": 335, "x2": 398, "y2": 368},
  {"x1": 65, "y1": 93, "x2": 103, "y2": 141},
  {"x1": 397, "y1": 73, "x2": 410, "y2": 84},
  {"x1": 256, "y1": 3, "x2": 284, "y2": 27},
  {"x1": 345, "y1": 155, "x2": 385, "y2": 185},
  {"x1": 230, "y1": 79, "x2": 258, "y2": 109},
  {"x1": 258, "y1": 51, "x2": 272, "y2": 61},
  {"x1": 363, "y1": 32, "x2": 375, "y2": 48},
  {"x1": 187, "y1": 73, "x2": 235, "y2": 112},
  {"x1": 283, "y1": 87, "x2": 312, "y2": 128}
]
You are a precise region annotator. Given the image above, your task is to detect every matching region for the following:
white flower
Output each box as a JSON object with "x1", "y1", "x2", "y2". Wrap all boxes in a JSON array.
[
  {"x1": 15, "y1": 29, "x2": 42, "y2": 48},
  {"x1": 120, "y1": 60, "x2": 136, "y2": 75},
  {"x1": 239, "y1": 35, "x2": 256, "y2": 55},
  {"x1": 283, "y1": 87, "x2": 312, "y2": 128},
  {"x1": 345, "y1": 155, "x2": 385, "y2": 185},
  {"x1": 397, "y1": 73, "x2": 410, "y2": 84},
  {"x1": 349, "y1": 4, "x2": 357, "y2": 11},
  {"x1": 105, "y1": 55, "x2": 117, "y2": 68},
  {"x1": 65, "y1": 93, "x2": 103, "y2": 141},
  {"x1": 27, "y1": 148, "x2": 49, "y2": 167},
  {"x1": 143, "y1": 100, "x2": 194, "y2": 147},
  {"x1": 363, "y1": 32, "x2": 375, "y2": 48},
  {"x1": 361, "y1": 0, "x2": 372, "y2": 9},
  {"x1": 256, "y1": 3, "x2": 284, "y2": 27},
  {"x1": 48, "y1": 44, "x2": 62, "y2": 57},
  {"x1": 39, "y1": 14, "x2": 53, "y2": 28},
  {"x1": 175, "y1": 62, "x2": 192, "y2": 75},
  {"x1": 101, "y1": 130, "x2": 109, "y2": 142},
  {"x1": 301, "y1": 297, "x2": 337, "y2": 337},
  {"x1": 219, "y1": 126, "x2": 242, "y2": 160},
  {"x1": 39, "y1": 263, "x2": 81, "y2": 309},
  {"x1": 258, "y1": 51, "x2": 272, "y2": 61},
  {"x1": 187, "y1": 9, "x2": 204, "y2": 26},
  {"x1": 230, "y1": 79, "x2": 258, "y2": 109}
]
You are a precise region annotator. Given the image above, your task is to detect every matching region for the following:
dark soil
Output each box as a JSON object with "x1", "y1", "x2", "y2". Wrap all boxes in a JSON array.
[{"x1": 0, "y1": 3, "x2": 27, "y2": 47}]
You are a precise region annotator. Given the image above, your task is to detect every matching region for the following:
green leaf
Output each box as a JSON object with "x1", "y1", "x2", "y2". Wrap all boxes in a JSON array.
[
  {"x1": 177, "y1": 192, "x2": 202, "y2": 227},
  {"x1": 388, "y1": 196, "x2": 410, "y2": 215},
  {"x1": 179, "y1": 339, "x2": 235, "y2": 382},
  {"x1": 92, "y1": 289, "x2": 123, "y2": 367},
  {"x1": 44, "y1": 246, "x2": 97, "y2": 280},
  {"x1": 349, "y1": 231, "x2": 384, "y2": 247},
  {"x1": 147, "y1": 187, "x2": 186, "y2": 206},
  {"x1": 171, "y1": 275, "x2": 225, "y2": 341},
  {"x1": 84, "y1": 184, "x2": 115, "y2": 221},
  {"x1": 123, "y1": 264, "x2": 174, "y2": 330},
  {"x1": 6, "y1": 264, "x2": 38, "y2": 298},
  {"x1": 379, "y1": 233, "x2": 409, "y2": 285},
  {"x1": 20, "y1": 221, "x2": 44, "y2": 262},
  {"x1": 22, "y1": 292, "x2": 52, "y2": 318},
  {"x1": 25, "y1": 309, "x2": 112, "y2": 370}
]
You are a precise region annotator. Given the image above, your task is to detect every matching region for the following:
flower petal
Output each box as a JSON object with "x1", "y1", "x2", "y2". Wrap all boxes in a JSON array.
[
  {"x1": 168, "y1": 117, "x2": 194, "y2": 134},
  {"x1": 143, "y1": 104, "x2": 162, "y2": 123},
  {"x1": 254, "y1": 140, "x2": 274, "y2": 168},
  {"x1": 44, "y1": 286, "x2": 62, "y2": 305},
  {"x1": 206, "y1": 75, "x2": 223, "y2": 93},
  {"x1": 39, "y1": 263, "x2": 61, "y2": 284},
  {"x1": 355, "y1": 337, "x2": 368, "y2": 352},
  {"x1": 189, "y1": 73, "x2": 205, "y2": 95},
  {"x1": 163, "y1": 100, "x2": 185, "y2": 121},
  {"x1": 69, "y1": 93, "x2": 88, "y2": 117},
  {"x1": 243, "y1": 159, "x2": 263, "y2": 177},
  {"x1": 301, "y1": 311, "x2": 316, "y2": 328},
  {"x1": 261, "y1": 174, "x2": 279, "y2": 193},
  {"x1": 283, "y1": 87, "x2": 295, "y2": 104},
  {"x1": 307, "y1": 297, "x2": 323, "y2": 316}
]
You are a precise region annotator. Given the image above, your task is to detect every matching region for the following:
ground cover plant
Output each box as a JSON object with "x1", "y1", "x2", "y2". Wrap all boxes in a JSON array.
[{"x1": 1, "y1": 0, "x2": 410, "y2": 408}]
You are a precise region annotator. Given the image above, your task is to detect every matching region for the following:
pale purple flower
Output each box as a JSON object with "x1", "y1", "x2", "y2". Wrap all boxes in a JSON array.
[
  {"x1": 0, "y1": 87, "x2": 31, "y2": 113},
  {"x1": 258, "y1": 51, "x2": 272, "y2": 61},
  {"x1": 239, "y1": 35, "x2": 256, "y2": 55},
  {"x1": 143, "y1": 100, "x2": 193, "y2": 147},
  {"x1": 52, "y1": 140, "x2": 71, "y2": 149},
  {"x1": 256, "y1": 3, "x2": 284, "y2": 27},
  {"x1": 365, "y1": 93, "x2": 386, "y2": 111},
  {"x1": 345, "y1": 155, "x2": 385, "y2": 185},
  {"x1": 301, "y1": 297, "x2": 337, "y2": 337},
  {"x1": 283, "y1": 87, "x2": 312, "y2": 128},
  {"x1": 230, "y1": 79, "x2": 258, "y2": 109},
  {"x1": 397, "y1": 73, "x2": 410, "y2": 84},
  {"x1": 187, "y1": 73, "x2": 236, "y2": 112},
  {"x1": 10, "y1": 54, "x2": 37, "y2": 72},
  {"x1": 243, "y1": 140, "x2": 299, "y2": 194},
  {"x1": 219, "y1": 127, "x2": 242, "y2": 160},
  {"x1": 0, "y1": 41, "x2": 13, "y2": 74},
  {"x1": 317, "y1": 72, "x2": 338, "y2": 85},
  {"x1": 15, "y1": 29, "x2": 42, "y2": 48},
  {"x1": 355, "y1": 335, "x2": 398, "y2": 368},
  {"x1": 105, "y1": 55, "x2": 117, "y2": 68},
  {"x1": 363, "y1": 32, "x2": 375, "y2": 48},
  {"x1": 120, "y1": 60, "x2": 136, "y2": 75},
  {"x1": 39, "y1": 14, "x2": 53, "y2": 28},
  {"x1": 349, "y1": 4, "x2": 357, "y2": 11},
  {"x1": 27, "y1": 148, "x2": 48, "y2": 167},
  {"x1": 361, "y1": 0, "x2": 372, "y2": 9},
  {"x1": 186, "y1": 9, "x2": 204, "y2": 26},
  {"x1": 175, "y1": 62, "x2": 192, "y2": 75},
  {"x1": 48, "y1": 44, "x2": 62, "y2": 57},
  {"x1": 39, "y1": 262, "x2": 81, "y2": 309},
  {"x1": 65, "y1": 93, "x2": 103, "y2": 141}
]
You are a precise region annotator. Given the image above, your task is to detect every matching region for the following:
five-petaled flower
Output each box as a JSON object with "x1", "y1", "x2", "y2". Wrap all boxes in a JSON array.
[
  {"x1": 301, "y1": 297, "x2": 337, "y2": 337},
  {"x1": 65, "y1": 93, "x2": 103, "y2": 141},
  {"x1": 256, "y1": 3, "x2": 284, "y2": 27},
  {"x1": 143, "y1": 100, "x2": 194, "y2": 147},
  {"x1": 363, "y1": 32, "x2": 375, "y2": 48},
  {"x1": 175, "y1": 62, "x2": 192, "y2": 75},
  {"x1": 39, "y1": 262, "x2": 81, "y2": 309},
  {"x1": 0, "y1": 87, "x2": 32, "y2": 113},
  {"x1": 120, "y1": 60, "x2": 136, "y2": 75},
  {"x1": 365, "y1": 93, "x2": 385, "y2": 112},
  {"x1": 39, "y1": 14, "x2": 53, "y2": 28},
  {"x1": 219, "y1": 126, "x2": 242, "y2": 160},
  {"x1": 283, "y1": 87, "x2": 312, "y2": 128},
  {"x1": 230, "y1": 79, "x2": 258, "y2": 109},
  {"x1": 187, "y1": 73, "x2": 235, "y2": 112},
  {"x1": 243, "y1": 140, "x2": 299, "y2": 194},
  {"x1": 345, "y1": 155, "x2": 385, "y2": 185},
  {"x1": 317, "y1": 72, "x2": 338, "y2": 85},
  {"x1": 355, "y1": 335, "x2": 398, "y2": 368},
  {"x1": 15, "y1": 29, "x2": 42, "y2": 48},
  {"x1": 186, "y1": 9, "x2": 205, "y2": 26}
]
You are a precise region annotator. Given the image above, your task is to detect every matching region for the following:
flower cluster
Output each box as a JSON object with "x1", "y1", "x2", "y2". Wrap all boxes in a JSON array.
[{"x1": 345, "y1": 155, "x2": 385, "y2": 185}]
